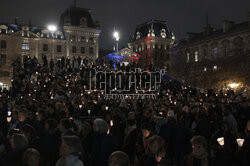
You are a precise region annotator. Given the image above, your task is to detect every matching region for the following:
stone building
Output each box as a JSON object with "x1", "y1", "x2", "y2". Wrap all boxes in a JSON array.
[
  {"x1": 128, "y1": 20, "x2": 175, "y2": 70},
  {"x1": 172, "y1": 13, "x2": 250, "y2": 91},
  {"x1": 0, "y1": 6, "x2": 101, "y2": 88}
]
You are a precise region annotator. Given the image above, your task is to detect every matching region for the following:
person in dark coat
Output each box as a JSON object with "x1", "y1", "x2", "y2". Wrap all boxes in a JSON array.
[
  {"x1": 20, "y1": 124, "x2": 41, "y2": 152},
  {"x1": 140, "y1": 135, "x2": 171, "y2": 166},
  {"x1": 42, "y1": 55, "x2": 47, "y2": 67},
  {"x1": 56, "y1": 136, "x2": 84, "y2": 166},
  {"x1": 50, "y1": 59, "x2": 54, "y2": 72},
  {"x1": 108, "y1": 151, "x2": 130, "y2": 166},
  {"x1": 90, "y1": 118, "x2": 113, "y2": 166},
  {"x1": 22, "y1": 148, "x2": 41, "y2": 166},
  {"x1": 210, "y1": 121, "x2": 237, "y2": 166},
  {"x1": 135, "y1": 122, "x2": 155, "y2": 162},
  {"x1": 8, "y1": 133, "x2": 28, "y2": 166},
  {"x1": 41, "y1": 119, "x2": 61, "y2": 166},
  {"x1": 123, "y1": 119, "x2": 138, "y2": 164},
  {"x1": 181, "y1": 135, "x2": 210, "y2": 166},
  {"x1": 236, "y1": 120, "x2": 250, "y2": 166},
  {"x1": 61, "y1": 56, "x2": 65, "y2": 69}
]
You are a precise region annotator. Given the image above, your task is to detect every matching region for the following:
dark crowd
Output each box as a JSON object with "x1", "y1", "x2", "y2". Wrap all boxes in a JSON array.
[{"x1": 0, "y1": 55, "x2": 249, "y2": 166}]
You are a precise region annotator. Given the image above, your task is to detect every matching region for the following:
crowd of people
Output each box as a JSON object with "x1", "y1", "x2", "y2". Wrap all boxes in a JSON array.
[{"x1": 0, "y1": 55, "x2": 249, "y2": 166}]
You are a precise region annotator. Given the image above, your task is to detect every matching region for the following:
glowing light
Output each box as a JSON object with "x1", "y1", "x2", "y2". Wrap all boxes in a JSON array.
[
  {"x1": 217, "y1": 137, "x2": 224, "y2": 146},
  {"x1": 7, "y1": 117, "x2": 12, "y2": 123},
  {"x1": 113, "y1": 31, "x2": 120, "y2": 41},
  {"x1": 229, "y1": 83, "x2": 239, "y2": 89},
  {"x1": 236, "y1": 138, "x2": 245, "y2": 147},
  {"x1": 48, "y1": 25, "x2": 57, "y2": 32}
]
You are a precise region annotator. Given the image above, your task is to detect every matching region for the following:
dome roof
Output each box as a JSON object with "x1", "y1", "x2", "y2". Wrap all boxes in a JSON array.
[{"x1": 60, "y1": 7, "x2": 97, "y2": 28}]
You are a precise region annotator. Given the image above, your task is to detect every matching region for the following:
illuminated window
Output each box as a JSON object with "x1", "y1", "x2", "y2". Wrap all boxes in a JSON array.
[
  {"x1": 23, "y1": 30, "x2": 28, "y2": 37},
  {"x1": 186, "y1": 53, "x2": 190, "y2": 63},
  {"x1": 212, "y1": 48, "x2": 218, "y2": 58},
  {"x1": 194, "y1": 51, "x2": 198, "y2": 62},
  {"x1": 22, "y1": 43, "x2": 29, "y2": 50},
  {"x1": 204, "y1": 67, "x2": 207, "y2": 72}
]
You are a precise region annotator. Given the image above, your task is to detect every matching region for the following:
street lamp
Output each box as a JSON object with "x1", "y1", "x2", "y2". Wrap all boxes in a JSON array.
[
  {"x1": 48, "y1": 25, "x2": 57, "y2": 33},
  {"x1": 48, "y1": 25, "x2": 57, "y2": 60},
  {"x1": 113, "y1": 31, "x2": 120, "y2": 52}
]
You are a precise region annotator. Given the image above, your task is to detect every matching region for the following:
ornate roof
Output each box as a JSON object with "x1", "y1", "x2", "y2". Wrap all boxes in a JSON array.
[
  {"x1": 60, "y1": 7, "x2": 97, "y2": 28},
  {"x1": 130, "y1": 19, "x2": 173, "y2": 41}
]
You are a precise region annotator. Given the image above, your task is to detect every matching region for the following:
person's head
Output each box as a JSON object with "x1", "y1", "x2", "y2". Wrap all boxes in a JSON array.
[
  {"x1": 190, "y1": 135, "x2": 207, "y2": 157},
  {"x1": 22, "y1": 148, "x2": 40, "y2": 166},
  {"x1": 59, "y1": 135, "x2": 83, "y2": 157},
  {"x1": 45, "y1": 118, "x2": 58, "y2": 132},
  {"x1": 10, "y1": 133, "x2": 28, "y2": 149},
  {"x1": 21, "y1": 124, "x2": 35, "y2": 141},
  {"x1": 18, "y1": 110, "x2": 27, "y2": 122},
  {"x1": 59, "y1": 118, "x2": 72, "y2": 133},
  {"x1": 147, "y1": 135, "x2": 165, "y2": 154},
  {"x1": 37, "y1": 110, "x2": 46, "y2": 121},
  {"x1": 108, "y1": 151, "x2": 130, "y2": 166},
  {"x1": 220, "y1": 121, "x2": 229, "y2": 133},
  {"x1": 12, "y1": 111, "x2": 18, "y2": 120},
  {"x1": 141, "y1": 123, "x2": 153, "y2": 138},
  {"x1": 93, "y1": 118, "x2": 109, "y2": 134},
  {"x1": 246, "y1": 120, "x2": 250, "y2": 131}
]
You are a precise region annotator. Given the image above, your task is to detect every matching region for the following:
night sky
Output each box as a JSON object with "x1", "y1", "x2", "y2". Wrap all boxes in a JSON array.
[{"x1": 0, "y1": 0, "x2": 250, "y2": 49}]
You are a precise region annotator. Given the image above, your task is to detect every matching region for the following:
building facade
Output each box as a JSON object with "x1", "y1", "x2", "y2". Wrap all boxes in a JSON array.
[
  {"x1": 172, "y1": 13, "x2": 250, "y2": 92},
  {"x1": 128, "y1": 20, "x2": 175, "y2": 70},
  {"x1": 0, "y1": 6, "x2": 101, "y2": 88}
]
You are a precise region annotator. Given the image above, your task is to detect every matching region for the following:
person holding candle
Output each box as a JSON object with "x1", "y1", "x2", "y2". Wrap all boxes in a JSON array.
[
  {"x1": 210, "y1": 121, "x2": 237, "y2": 166},
  {"x1": 236, "y1": 120, "x2": 250, "y2": 166}
]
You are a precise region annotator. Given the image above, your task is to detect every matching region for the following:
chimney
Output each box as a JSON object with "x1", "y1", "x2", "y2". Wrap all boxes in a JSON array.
[
  {"x1": 29, "y1": 19, "x2": 32, "y2": 27},
  {"x1": 203, "y1": 25, "x2": 213, "y2": 36},
  {"x1": 222, "y1": 20, "x2": 234, "y2": 32},
  {"x1": 15, "y1": 17, "x2": 19, "y2": 25}
]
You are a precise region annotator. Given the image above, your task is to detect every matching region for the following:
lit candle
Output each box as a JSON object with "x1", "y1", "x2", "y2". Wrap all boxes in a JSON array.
[
  {"x1": 110, "y1": 120, "x2": 113, "y2": 126},
  {"x1": 105, "y1": 106, "x2": 109, "y2": 111},
  {"x1": 236, "y1": 138, "x2": 245, "y2": 147},
  {"x1": 7, "y1": 117, "x2": 12, "y2": 123},
  {"x1": 217, "y1": 137, "x2": 224, "y2": 146}
]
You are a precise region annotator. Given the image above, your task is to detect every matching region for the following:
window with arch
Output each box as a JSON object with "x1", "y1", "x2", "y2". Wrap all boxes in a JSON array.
[
  {"x1": 194, "y1": 51, "x2": 199, "y2": 62},
  {"x1": 80, "y1": 17, "x2": 87, "y2": 26},
  {"x1": 221, "y1": 39, "x2": 230, "y2": 57},
  {"x1": 186, "y1": 53, "x2": 190, "y2": 63}
]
